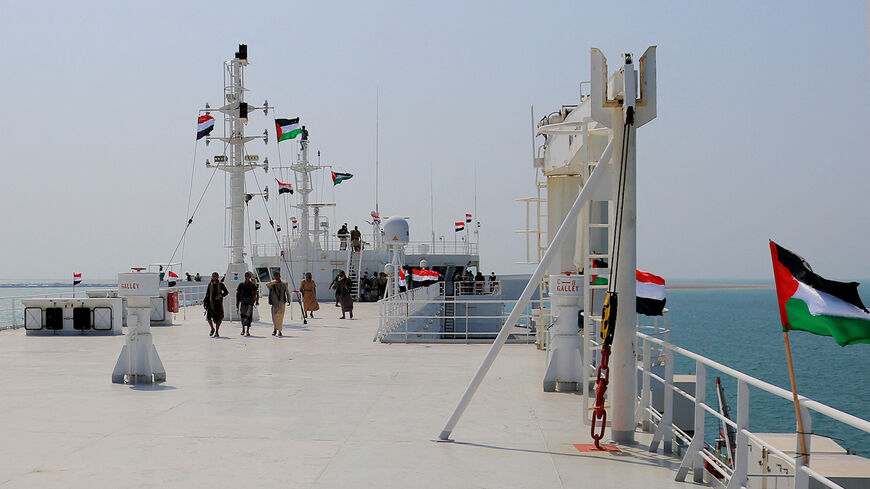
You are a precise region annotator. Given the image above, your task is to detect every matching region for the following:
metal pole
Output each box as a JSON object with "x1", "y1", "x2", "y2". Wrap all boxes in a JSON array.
[
  {"x1": 438, "y1": 138, "x2": 613, "y2": 441},
  {"x1": 611, "y1": 110, "x2": 638, "y2": 443}
]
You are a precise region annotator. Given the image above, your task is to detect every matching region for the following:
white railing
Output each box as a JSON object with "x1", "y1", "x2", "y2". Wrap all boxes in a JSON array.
[
  {"x1": 252, "y1": 237, "x2": 480, "y2": 258},
  {"x1": 453, "y1": 281, "x2": 501, "y2": 296},
  {"x1": 376, "y1": 282, "x2": 444, "y2": 340},
  {"x1": 375, "y1": 281, "x2": 540, "y2": 343},
  {"x1": 637, "y1": 332, "x2": 870, "y2": 489}
]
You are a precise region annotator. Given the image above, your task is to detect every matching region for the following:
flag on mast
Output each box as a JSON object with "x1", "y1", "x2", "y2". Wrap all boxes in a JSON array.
[
  {"x1": 255, "y1": 220, "x2": 261, "y2": 230},
  {"x1": 291, "y1": 219, "x2": 298, "y2": 229},
  {"x1": 196, "y1": 115, "x2": 215, "y2": 140},
  {"x1": 770, "y1": 241, "x2": 870, "y2": 346},
  {"x1": 454, "y1": 222, "x2": 465, "y2": 232},
  {"x1": 465, "y1": 213, "x2": 472, "y2": 223},
  {"x1": 276, "y1": 178, "x2": 293, "y2": 194},
  {"x1": 275, "y1": 118, "x2": 301, "y2": 142},
  {"x1": 332, "y1": 172, "x2": 353, "y2": 185},
  {"x1": 73, "y1": 273, "x2": 82, "y2": 286}
]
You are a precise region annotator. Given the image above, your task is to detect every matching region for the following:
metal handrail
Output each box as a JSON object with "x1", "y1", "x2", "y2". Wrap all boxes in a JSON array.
[{"x1": 637, "y1": 332, "x2": 870, "y2": 489}]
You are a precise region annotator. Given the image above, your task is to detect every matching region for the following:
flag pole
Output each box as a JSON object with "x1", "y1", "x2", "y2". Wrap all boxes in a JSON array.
[{"x1": 782, "y1": 330, "x2": 809, "y2": 465}]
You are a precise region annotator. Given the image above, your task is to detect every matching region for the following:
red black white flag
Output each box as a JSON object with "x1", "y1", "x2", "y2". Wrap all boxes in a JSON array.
[
  {"x1": 455, "y1": 222, "x2": 465, "y2": 232},
  {"x1": 197, "y1": 115, "x2": 215, "y2": 140}
]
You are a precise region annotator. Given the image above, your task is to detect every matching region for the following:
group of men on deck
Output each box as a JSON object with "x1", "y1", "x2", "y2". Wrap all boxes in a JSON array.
[{"x1": 202, "y1": 270, "x2": 326, "y2": 338}]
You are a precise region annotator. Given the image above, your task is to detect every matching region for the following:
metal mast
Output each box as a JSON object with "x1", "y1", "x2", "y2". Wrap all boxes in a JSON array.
[
  {"x1": 202, "y1": 44, "x2": 269, "y2": 304},
  {"x1": 293, "y1": 133, "x2": 313, "y2": 277}
]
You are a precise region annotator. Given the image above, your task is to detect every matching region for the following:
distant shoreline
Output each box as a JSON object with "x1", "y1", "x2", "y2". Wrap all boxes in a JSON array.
[{"x1": 666, "y1": 283, "x2": 774, "y2": 290}]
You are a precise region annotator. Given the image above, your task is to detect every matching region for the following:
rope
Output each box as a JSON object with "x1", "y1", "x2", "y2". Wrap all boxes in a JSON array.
[
  {"x1": 166, "y1": 158, "x2": 223, "y2": 267},
  {"x1": 180, "y1": 133, "x2": 199, "y2": 276},
  {"x1": 607, "y1": 117, "x2": 632, "y2": 294}
]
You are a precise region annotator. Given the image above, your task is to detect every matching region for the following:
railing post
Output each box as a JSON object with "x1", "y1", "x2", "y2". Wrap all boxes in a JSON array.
[
  {"x1": 676, "y1": 360, "x2": 705, "y2": 482},
  {"x1": 636, "y1": 337, "x2": 652, "y2": 431},
  {"x1": 12, "y1": 297, "x2": 17, "y2": 328},
  {"x1": 650, "y1": 344, "x2": 674, "y2": 453},
  {"x1": 726, "y1": 379, "x2": 749, "y2": 489},
  {"x1": 794, "y1": 403, "x2": 812, "y2": 489}
]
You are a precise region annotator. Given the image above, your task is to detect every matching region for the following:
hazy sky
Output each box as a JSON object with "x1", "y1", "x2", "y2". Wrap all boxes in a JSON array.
[{"x1": 1, "y1": 1, "x2": 868, "y2": 282}]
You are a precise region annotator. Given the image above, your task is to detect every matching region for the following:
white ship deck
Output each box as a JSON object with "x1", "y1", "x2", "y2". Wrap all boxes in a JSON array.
[{"x1": 0, "y1": 302, "x2": 699, "y2": 488}]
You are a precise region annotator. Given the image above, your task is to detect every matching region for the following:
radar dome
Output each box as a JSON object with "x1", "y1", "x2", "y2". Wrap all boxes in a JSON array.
[{"x1": 383, "y1": 217, "x2": 409, "y2": 245}]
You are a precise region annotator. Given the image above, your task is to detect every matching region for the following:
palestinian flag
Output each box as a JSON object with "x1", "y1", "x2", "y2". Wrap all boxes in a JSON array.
[
  {"x1": 455, "y1": 222, "x2": 465, "y2": 232},
  {"x1": 466, "y1": 213, "x2": 472, "y2": 223},
  {"x1": 275, "y1": 118, "x2": 301, "y2": 142},
  {"x1": 770, "y1": 241, "x2": 870, "y2": 346},
  {"x1": 276, "y1": 178, "x2": 293, "y2": 194},
  {"x1": 255, "y1": 220, "x2": 261, "y2": 230},
  {"x1": 197, "y1": 114, "x2": 215, "y2": 140},
  {"x1": 73, "y1": 273, "x2": 82, "y2": 285},
  {"x1": 588, "y1": 270, "x2": 666, "y2": 316},
  {"x1": 412, "y1": 269, "x2": 439, "y2": 282},
  {"x1": 332, "y1": 172, "x2": 353, "y2": 185}
]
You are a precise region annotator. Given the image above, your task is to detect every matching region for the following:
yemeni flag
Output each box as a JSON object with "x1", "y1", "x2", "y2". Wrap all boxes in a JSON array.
[
  {"x1": 588, "y1": 270, "x2": 666, "y2": 316},
  {"x1": 332, "y1": 172, "x2": 353, "y2": 185},
  {"x1": 276, "y1": 224, "x2": 282, "y2": 232},
  {"x1": 770, "y1": 241, "x2": 870, "y2": 346},
  {"x1": 412, "y1": 269, "x2": 439, "y2": 282},
  {"x1": 636, "y1": 270, "x2": 666, "y2": 316},
  {"x1": 255, "y1": 220, "x2": 261, "y2": 230},
  {"x1": 73, "y1": 272, "x2": 82, "y2": 286},
  {"x1": 455, "y1": 222, "x2": 465, "y2": 232},
  {"x1": 399, "y1": 269, "x2": 407, "y2": 287},
  {"x1": 276, "y1": 178, "x2": 293, "y2": 194},
  {"x1": 291, "y1": 219, "x2": 298, "y2": 229},
  {"x1": 466, "y1": 213, "x2": 472, "y2": 223},
  {"x1": 197, "y1": 115, "x2": 215, "y2": 140},
  {"x1": 275, "y1": 118, "x2": 301, "y2": 142}
]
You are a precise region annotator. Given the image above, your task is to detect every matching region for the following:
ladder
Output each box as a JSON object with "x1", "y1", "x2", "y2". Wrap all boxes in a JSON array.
[
  {"x1": 581, "y1": 158, "x2": 614, "y2": 425},
  {"x1": 442, "y1": 297, "x2": 456, "y2": 339},
  {"x1": 345, "y1": 246, "x2": 362, "y2": 301}
]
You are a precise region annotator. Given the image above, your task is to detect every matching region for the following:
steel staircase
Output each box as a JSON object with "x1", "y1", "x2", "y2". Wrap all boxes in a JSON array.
[{"x1": 345, "y1": 246, "x2": 362, "y2": 301}]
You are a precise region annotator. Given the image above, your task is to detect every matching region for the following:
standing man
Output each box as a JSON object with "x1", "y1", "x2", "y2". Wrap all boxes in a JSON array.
[
  {"x1": 329, "y1": 271, "x2": 342, "y2": 307},
  {"x1": 204, "y1": 272, "x2": 229, "y2": 338},
  {"x1": 350, "y1": 225, "x2": 362, "y2": 252},
  {"x1": 337, "y1": 224, "x2": 349, "y2": 251},
  {"x1": 300, "y1": 272, "x2": 319, "y2": 318},
  {"x1": 337, "y1": 272, "x2": 354, "y2": 319},
  {"x1": 489, "y1": 271, "x2": 498, "y2": 293},
  {"x1": 236, "y1": 272, "x2": 259, "y2": 336},
  {"x1": 267, "y1": 271, "x2": 291, "y2": 337}
]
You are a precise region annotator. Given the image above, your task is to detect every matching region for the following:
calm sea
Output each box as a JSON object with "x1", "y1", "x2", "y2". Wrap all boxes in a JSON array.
[
  {"x1": 666, "y1": 286, "x2": 870, "y2": 454},
  {"x1": 2, "y1": 283, "x2": 868, "y2": 452}
]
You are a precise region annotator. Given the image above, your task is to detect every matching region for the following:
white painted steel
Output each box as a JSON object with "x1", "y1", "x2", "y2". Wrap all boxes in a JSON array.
[
  {"x1": 438, "y1": 138, "x2": 613, "y2": 441},
  {"x1": 638, "y1": 332, "x2": 870, "y2": 489}
]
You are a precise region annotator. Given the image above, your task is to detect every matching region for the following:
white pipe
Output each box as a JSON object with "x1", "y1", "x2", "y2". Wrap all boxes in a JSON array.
[{"x1": 437, "y1": 137, "x2": 614, "y2": 441}]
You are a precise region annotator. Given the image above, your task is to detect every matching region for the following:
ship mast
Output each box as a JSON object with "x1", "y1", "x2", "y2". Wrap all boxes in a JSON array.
[
  {"x1": 202, "y1": 44, "x2": 269, "y2": 289},
  {"x1": 293, "y1": 131, "x2": 314, "y2": 277}
]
